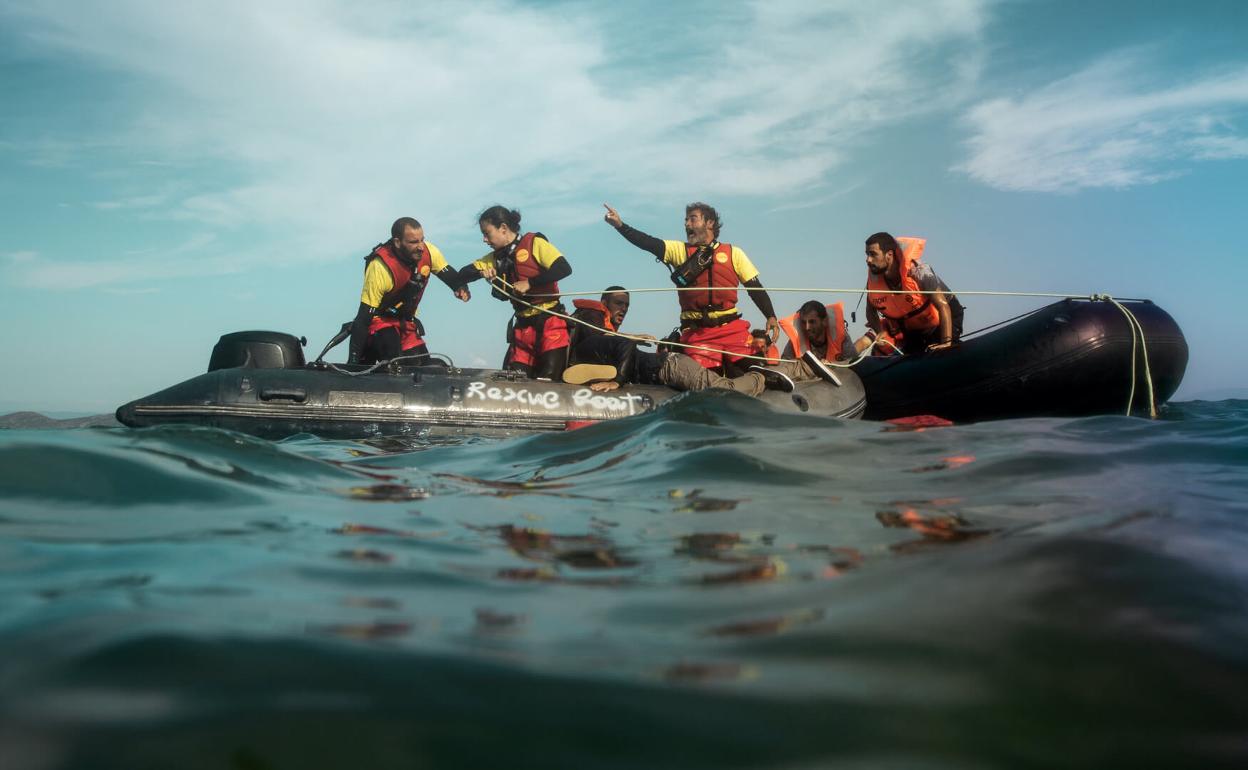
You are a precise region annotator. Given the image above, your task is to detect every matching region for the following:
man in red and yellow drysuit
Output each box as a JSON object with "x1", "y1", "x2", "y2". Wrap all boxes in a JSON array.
[
  {"x1": 861, "y1": 232, "x2": 963, "y2": 356},
  {"x1": 348, "y1": 217, "x2": 469, "y2": 365},
  {"x1": 602, "y1": 202, "x2": 781, "y2": 375}
]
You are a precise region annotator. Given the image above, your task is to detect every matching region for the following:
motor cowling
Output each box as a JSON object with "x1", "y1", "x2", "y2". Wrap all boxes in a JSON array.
[{"x1": 208, "y1": 331, "x2": 306, "y2": 372}]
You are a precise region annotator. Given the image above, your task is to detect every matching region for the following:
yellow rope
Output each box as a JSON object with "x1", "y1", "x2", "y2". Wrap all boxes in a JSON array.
[{"x1": 1096, "y1": 294, "x2": 1158, "y2": 418}]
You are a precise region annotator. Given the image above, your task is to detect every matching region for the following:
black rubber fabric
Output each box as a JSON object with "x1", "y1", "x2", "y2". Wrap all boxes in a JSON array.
[
  {"x1": 362, "y1": 326, "x2": 428, "y2": 366},
  {"x1": 573, "y1": 334, "x2": 637, "y2": 384}
]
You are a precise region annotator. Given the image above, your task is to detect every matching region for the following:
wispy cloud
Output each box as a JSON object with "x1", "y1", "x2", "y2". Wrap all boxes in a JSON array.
[
  {"x1": 5, "y1": 232, "x2": 223, "y2": 290},
  {"x1": 89, "y1": 193, "x2": 171, "y2": 211},
  {"x1": 102, "y1": 286, "x2": 161, "y2": 295},
  {"x1": 956, "y1": 51, "x2": 1248, "y2": 193},
  {"x1": 5, "y1": 250, "x2": 37, "y2": 263},
  {"x1": 1, "y1": 0, "x2": 991, "y2": 288}
]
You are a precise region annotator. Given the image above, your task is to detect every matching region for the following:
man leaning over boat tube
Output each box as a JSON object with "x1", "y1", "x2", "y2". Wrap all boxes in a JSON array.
[
  {"x1": 348, "y1": 217, "x2": 470, "y2": 365},
  {"x1": 860, "y1": 232, "x2": 964, "y2": 356},
  {"x1": 602, "y1": 202, "x2": 781, "y2": 376}
]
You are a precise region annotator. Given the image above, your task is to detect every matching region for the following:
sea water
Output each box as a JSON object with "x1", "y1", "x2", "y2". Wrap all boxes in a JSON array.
[{"x1": 1, "y1": 394, "x2": 1246, "y2": 769}]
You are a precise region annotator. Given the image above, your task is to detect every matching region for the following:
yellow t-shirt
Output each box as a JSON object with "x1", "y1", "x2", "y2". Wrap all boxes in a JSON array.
[
  {"x1": 473, "y1": 236, "x2": 564, "y2": 317},
  {"x1": 662, "y1": 240, "x2": 759, "y2": 320},
  {"x1": 360, "y1": 241, "x2": 450, "y2": 312}
]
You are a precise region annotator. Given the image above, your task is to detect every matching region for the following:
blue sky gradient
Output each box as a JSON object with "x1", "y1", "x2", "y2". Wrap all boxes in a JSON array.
[{"x1": 1, "y1": 0, "x2": 1245, "y2": 412}]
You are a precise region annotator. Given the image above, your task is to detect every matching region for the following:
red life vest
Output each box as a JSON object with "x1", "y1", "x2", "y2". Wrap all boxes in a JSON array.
[
  {"x1": 368, "y1": 240, "x2": 432, "y2": 317},
  {"x1": 866, "y1": 236, "x2": 939, "y2": 337},
  {"x1": 505, "y1": 232, "x2": 560, "y2": 309},
  {"x1": 571, "y1": 299, "x2": 615, "y2": 332},
  {"x1": 365, "y1": 243, "x2": 433, "y2": 344},
  {"x1": 677, "y1": 242, "x2": 739, "y2": 316},
  {"x1": 778, "y1": 302, "x2": 846, "y2": 361}
]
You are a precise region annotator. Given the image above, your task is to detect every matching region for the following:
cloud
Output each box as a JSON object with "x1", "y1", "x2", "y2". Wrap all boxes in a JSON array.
[
  {"x1": 956, "y1": 51, "x2": 1248, "y2": 193},
  {"x1": 102, "y1": 286, "x2": 161, "y2": 295},
  {"x1": 89, "y1": 193, "x2": 171, "y2": 211},
  {"x1": 1, "y1": 0, "x2": 991, "y2": 287},
  {"x1": 5, "y1": 232, "x2": 224, "y2": 290},
  {"x1": 6, "y1": 250, "x2": 37, "y2": 263}
]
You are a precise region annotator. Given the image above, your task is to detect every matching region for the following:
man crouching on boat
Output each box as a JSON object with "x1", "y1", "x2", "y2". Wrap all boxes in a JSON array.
[
  {"x1": 348, "y1": 217, "x2": 469, "y2": 365},
  {"x1": 861, "y1": 232, "x2": 963, "y2": 355}
]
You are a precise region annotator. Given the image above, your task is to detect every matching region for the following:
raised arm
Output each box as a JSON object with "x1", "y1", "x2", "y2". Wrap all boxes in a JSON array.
[{"x1": 603, "y1": 203, "x2": 665, "y2": 259}]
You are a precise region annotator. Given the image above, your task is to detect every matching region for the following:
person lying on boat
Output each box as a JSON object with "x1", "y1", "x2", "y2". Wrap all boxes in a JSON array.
[
  {"x1": 602, "y1": 201, "x2": 781, "y2": 376},
  {"x1": 456, "y1": 206, "x2": 573, "y2": 381},
  {"x1": 561, "y1": 285, "x2": 773, "y2": 397},
  {"x1": 749, "y1": 328, "x2": 779, "y2": 363},
  {"x1": 348, "y1": 216, "x2": 470, "y2": 366},
  {"x1": 860, "y1": 232, "x2": 964, "y2": 355}
]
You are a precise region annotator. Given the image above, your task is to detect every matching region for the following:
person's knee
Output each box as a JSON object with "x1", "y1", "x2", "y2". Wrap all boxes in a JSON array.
[{"x1": 534, "y1": 346, "x2": 568, "y2": 380}]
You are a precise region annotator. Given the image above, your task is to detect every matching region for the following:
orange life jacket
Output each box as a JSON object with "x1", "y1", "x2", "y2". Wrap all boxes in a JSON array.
[
  {"x1": 778, "y1": 302, "x2": 846, "y2": 361},
  {"x1": 866, "y1": 236, "x2": 939, "y2": 337},
  {"x1": 677, "y1": 242, "x2": 739, "y2": 316},
  {"x1": 571, "y1": 298, "x2": 615, "y2": 333},
  {"x1": 505, "y1": 232, "x2": 559, "y2": 309}
]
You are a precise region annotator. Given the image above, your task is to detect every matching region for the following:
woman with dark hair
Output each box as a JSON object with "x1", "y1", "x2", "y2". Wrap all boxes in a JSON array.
[{"x1": 457, "y1": 206, "x2": 574, "y2": 380}]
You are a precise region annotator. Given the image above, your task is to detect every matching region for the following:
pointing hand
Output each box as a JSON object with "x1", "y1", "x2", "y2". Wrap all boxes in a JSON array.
[{"x1": 603, "y1": 203, "x2": 622, "y2": 229}]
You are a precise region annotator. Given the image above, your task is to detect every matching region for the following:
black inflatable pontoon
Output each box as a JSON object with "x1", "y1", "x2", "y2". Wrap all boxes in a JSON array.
[
  {"x1": 852, "y1": 298, "x2": 1187, "y2": 421},
  {"x1": 116, "y1": 331, "x2": 867, "y2": 439}
]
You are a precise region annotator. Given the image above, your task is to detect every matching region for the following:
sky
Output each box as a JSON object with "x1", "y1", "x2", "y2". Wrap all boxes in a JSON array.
[{"x1": 1, "y1": 0, "x2": 1246, "y2": 413}]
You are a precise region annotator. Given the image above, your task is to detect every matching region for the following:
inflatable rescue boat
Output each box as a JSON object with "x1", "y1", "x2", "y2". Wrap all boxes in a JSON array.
[{"x1": 116, "y1": 331, "x2": 868, "y2": 439}]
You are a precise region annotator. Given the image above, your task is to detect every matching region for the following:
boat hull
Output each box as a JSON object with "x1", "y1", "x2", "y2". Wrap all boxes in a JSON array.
[
  {"x1": 852, "y1": 299, "x2": 1187, "y2": 421},
  {"x1": 117, "y1": 363, "x2": 867, "y2": 440}
]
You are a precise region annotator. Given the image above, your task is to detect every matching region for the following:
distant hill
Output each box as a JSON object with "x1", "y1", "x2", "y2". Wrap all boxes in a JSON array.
[
  {"x1": 0, "y1": 411, "x2": 121, "y2": 429},
  {"x1": 1181, "y1": 388, "x2": 1248, "y2": 402}
]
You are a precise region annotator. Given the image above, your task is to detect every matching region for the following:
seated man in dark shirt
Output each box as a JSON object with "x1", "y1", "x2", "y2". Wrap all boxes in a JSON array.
[{"x1": 564, "y1": 286, "x2": 641, "y2": 387}]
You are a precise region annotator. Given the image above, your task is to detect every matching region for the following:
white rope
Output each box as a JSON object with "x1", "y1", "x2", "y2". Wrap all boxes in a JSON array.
[
  {"x1": 489, "y1": 279, "x2": 1161, "y2": 417},
  {"x1": 490, "y1": 276, "x2": 895, "y2": 367},
  {"x1": 539, "y1": 286, "x2": 1100, "y2": 299}
]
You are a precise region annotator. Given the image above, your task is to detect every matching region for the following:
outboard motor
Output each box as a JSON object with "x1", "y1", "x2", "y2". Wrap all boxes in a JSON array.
[{"x1": 208, "y1": 331, "x2": 306, "y2": 372}]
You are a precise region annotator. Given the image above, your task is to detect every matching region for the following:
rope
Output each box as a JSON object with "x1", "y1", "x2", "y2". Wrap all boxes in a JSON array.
[
  {"x1": 322, "y1": 353, "x2": 431, "y2": 378},
  {"x1": 488, "y1": 276, "x2": 893, "y2": 368},
  {"x1": 318, "y1": 278, "x2": 1161, "y2": 420},
  {"x1": 960, "y1": 305, "x2": 1047, "y2": 339},
  {"x1": 1095, "y1": 294, "x2": 1158, "y2": 418},
  {"x1": 538, "y1": 286, "x2": 1106, "y2": 299}
]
